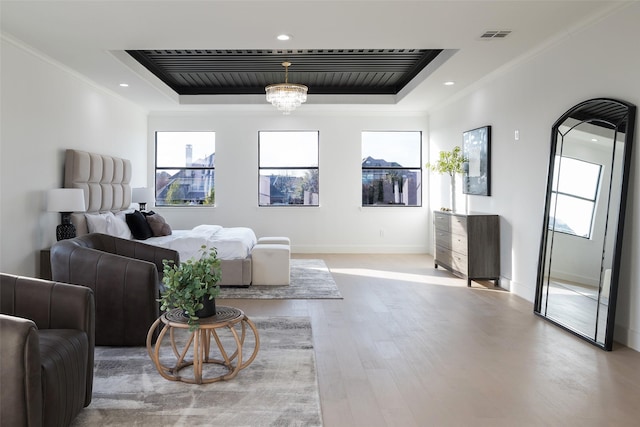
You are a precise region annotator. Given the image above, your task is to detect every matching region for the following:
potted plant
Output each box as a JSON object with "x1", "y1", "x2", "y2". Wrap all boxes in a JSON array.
[
  {"x1": 159, "y1": 245, "x2": 222, "y2": 331},
  {"x1": 426, "y1": 146, "x2": 467, "y2": 211}
]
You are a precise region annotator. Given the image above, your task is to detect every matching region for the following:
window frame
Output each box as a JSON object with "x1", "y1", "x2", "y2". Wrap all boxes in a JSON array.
[
  {"x1": 154, "y1": 131, "x2": 216, "y2": 207},
  {"x1": 361, "y1": 130, "x2": 423, "y2": 207},
  {"x1": 258, "y1": 130, "x2": 320, "y2": 207},
  {"x1": 549, "y1": 155, "x2": 602, "y2": 239}
]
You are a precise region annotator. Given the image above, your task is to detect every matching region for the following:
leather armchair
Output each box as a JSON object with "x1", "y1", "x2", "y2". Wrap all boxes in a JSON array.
[
  {"x1": 0, "y1": 273, "x2": 95, "y2": 427},
  {"x1": 50, "y1": 233, "x2": 180, "y2": 346}
]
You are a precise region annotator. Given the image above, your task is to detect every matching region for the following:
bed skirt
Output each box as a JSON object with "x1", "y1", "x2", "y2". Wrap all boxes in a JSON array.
[{"x1": 219, "y1": 257, "x2": 252, "y2": 287}]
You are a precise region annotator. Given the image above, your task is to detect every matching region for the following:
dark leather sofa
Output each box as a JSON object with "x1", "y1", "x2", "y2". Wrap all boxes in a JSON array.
[
  {"x1": 50, "y1": 233, "x2": 179, "y2": 346},
  {"x1": 0, "y1": 273, "x2": 95, "y2": 427}
]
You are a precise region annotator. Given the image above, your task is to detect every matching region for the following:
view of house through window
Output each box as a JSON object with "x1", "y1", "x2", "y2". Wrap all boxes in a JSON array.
[
  {"x1": 259, "y1": 131, "x2": 319, "y2": 206},
  {"x1": 549, "y1": 155, "x2": 602, "y2": 238},
  {"x1": 362, "y1": 131, "x2": 422, "y2": 206},
  {"x1": 155, "y1": 131, "x2": 215, "y2": 206}
]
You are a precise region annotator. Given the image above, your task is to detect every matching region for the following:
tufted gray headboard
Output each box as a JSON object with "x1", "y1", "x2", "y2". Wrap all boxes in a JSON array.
[{"x1": 64, "y1": 149, "x2": 132, "y2": 235}]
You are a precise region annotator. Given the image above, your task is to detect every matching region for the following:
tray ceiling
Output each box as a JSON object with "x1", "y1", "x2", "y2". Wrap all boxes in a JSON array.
[{"x1": 126, "y1": 49, "x2": 444, "y2": 96}]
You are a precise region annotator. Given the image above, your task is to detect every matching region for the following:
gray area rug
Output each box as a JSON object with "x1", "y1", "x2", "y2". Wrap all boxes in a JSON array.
[
  {"x1": 219, "y1": 259, "x2": 342, "y2": 299},
  {"x1": 72, "y1": 317, "x2": 322, "y2": 427}
]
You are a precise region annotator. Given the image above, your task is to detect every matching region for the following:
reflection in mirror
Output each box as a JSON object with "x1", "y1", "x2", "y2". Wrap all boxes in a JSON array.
[{"x1": 535, "y1": 98, "x2": 636, "y2": 350}]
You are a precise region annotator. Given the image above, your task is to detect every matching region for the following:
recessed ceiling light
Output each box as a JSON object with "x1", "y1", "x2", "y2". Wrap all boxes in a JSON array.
[
  {"x1": 119, "y1": 83, "x2": 129, "y2": 87},
  {"x1": 444, "y1": 81, "x2": 455, "y2": 86},
  {"x1": 277, "y1": 34, "x2": 291, "y2": 41}
]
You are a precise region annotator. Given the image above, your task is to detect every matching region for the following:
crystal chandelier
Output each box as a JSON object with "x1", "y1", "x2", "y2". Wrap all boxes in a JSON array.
[{"x1": 265, "y1": 61, "x2": 308, "y2": 115}]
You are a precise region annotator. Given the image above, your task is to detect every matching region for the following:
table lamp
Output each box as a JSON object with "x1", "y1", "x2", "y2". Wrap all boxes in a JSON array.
[
  {"x1": 47, "y1": 188, "x2": 86, "y2": 240},
  {"x1": 132, "y1": 187, "x2": 155, "y2": 211}
]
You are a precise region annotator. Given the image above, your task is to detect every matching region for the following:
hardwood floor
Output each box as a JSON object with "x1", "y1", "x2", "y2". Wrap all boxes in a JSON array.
[{"x1": 225, "y1": 254, "x2": 640, "y2": 426}]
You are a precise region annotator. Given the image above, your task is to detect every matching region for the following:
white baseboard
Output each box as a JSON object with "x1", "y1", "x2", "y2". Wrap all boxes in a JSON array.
[
  {"x1": 614, "y1": 324, "x2": 640, "y2": 351},
  {"x1": 291, "y1": 244, "x2": 429, "y2": 254},
  {"x1": 550, "y1": 269, "x2": 599, "y2": 287}
]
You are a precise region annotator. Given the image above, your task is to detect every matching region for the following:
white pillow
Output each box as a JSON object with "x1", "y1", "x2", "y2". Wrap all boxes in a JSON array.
[
  {"x1": 85, "y1": 212, "x2": 112, "y2": 234},
  {"x1": 110, "y1": 211, "x2": 133, "y2": 239},
  {"x1": 84, "y1": 211, "x2": 133, "y2": 239},
  {"x1": 116, "y1": 209, "x2": 135, "y2": 218}
]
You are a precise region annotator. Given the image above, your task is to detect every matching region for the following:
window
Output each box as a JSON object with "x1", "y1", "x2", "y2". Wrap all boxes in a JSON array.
[
  {"x1": 155, "y1": 131, "x2": 215, "y2": 206},
  {"x1": 259, "y1": 131, "x2": 319, "y2": 206},
  {"x1": 549, "y1": 156, "x2": 602, "y2": 238},
  {"x1": 362, "y1": 131, "x2": 422, "y2": 206}
]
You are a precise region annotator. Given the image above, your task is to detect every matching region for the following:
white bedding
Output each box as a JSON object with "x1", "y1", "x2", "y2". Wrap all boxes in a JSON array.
[{"x1": 145, "y1": 224, "x2": 257, "y2": 262}]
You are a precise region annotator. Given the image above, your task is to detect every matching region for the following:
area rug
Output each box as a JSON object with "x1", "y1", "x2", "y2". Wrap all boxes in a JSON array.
[
  {"x1": 72, "y1": 317, "x2": 322, "y2": 427},
  {"x1": 218, "y1": 259, "x2": 342, "y2": 299}
]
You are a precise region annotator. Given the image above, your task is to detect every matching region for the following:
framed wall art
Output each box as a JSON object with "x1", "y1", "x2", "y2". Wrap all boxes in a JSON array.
[{"x1": 462, "y1": 125, "x2": 491, "y2": 196}]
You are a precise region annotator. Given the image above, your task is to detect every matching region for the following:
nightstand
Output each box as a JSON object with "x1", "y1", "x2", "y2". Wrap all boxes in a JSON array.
[{"x1": 40, "y1": 249, "x2": 52, "y2": 280}]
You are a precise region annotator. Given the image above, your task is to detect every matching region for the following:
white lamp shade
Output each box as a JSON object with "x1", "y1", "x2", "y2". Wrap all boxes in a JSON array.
[
  {"x1": 132, "y1": 187, "x2": 155, "y2": 203},
  {"x1": 47, "y1": 188, "x2": 86, "y2": 212}
]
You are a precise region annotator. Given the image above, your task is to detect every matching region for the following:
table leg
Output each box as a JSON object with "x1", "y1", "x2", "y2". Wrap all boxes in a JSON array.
[
  {"x1": 146, "y1": 317, "x2": 163, "y2": 360},
  {"x1": 238, "y1": 317, "x2": 260, "y2": 370},
  {"x1": 147, "y1": 321, "x2": 192, "y2": 382},
  {"x1": 210, "y1": 328, "x2": 234, "y2": 369},
  {"x1": 193, "y1": 329, "x2": 203, "y2": 384}
]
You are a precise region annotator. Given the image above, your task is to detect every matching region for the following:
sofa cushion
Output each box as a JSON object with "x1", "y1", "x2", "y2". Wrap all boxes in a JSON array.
[
  {"x1": 125, "y1": 210, "x2": 153, "y2": 240},
  {"x1": 145, "y1": 213, "x2": 172, "y2": 237}
]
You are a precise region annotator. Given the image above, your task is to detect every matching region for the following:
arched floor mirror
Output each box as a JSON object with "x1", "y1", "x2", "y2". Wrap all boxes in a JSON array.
[{"x1": 534, "y1": 98, "x2": 636, "y2": 350}]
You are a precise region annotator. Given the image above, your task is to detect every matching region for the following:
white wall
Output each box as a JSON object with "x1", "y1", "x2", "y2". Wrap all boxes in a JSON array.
[
  {"x1": 0, "y1": 37, "x2": 148, "y2": 276},
  {"x1": 428, "y1": 3, "x2": 640, "y2": 349},
  {"x1": 147, "y1": 112, "x2": 430, "y2": 253}
]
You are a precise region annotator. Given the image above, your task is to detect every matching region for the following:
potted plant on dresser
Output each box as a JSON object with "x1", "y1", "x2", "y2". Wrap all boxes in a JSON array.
[
  {"x1": 426, "y1": 146, "x2": 467, "y2": 211},
  {"x1": 159, "y1": 245, "x2": 222, "y2": 331}
]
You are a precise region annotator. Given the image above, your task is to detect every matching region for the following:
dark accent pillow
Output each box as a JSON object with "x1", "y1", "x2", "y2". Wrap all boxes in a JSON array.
[
  {"x1": 145, "y1": 213, "x2": 172, "y2": 237},
  {"x1": 125, "y1": 210, "x2": 154, "y2": 240}
]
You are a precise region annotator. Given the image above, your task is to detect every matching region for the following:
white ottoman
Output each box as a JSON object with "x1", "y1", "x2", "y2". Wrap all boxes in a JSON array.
[
  {"x1": 251, "y1": 244, "x2": 291, "y2": 285},
  {"x1": 257, "y1": 236, "x2": 291, "y2": 246}
]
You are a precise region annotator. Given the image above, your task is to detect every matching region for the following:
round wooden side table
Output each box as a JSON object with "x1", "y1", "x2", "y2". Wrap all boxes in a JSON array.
[{"x1": 146, "y1": 306, "x2": 260, "y2": 384}]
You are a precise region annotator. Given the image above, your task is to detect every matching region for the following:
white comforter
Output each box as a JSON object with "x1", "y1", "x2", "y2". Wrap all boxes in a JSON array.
[{"x1": 145, "y1": 225, "x2": 257, "y2": 262}]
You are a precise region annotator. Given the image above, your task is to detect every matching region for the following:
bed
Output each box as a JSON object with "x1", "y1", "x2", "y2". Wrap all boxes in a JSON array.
[{"x1": 64, "y1": 149, "x2": 254, "y2": 286}]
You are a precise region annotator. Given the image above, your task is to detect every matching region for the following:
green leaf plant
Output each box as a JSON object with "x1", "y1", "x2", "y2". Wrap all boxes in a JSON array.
[
  {"x1": 159, "y1": 245, "x2": 222, "y2": 331},
  {"x1": 425, "y1": 146, "x2": 467, "y2": 177},
  {"x1": 425, "y1": 146, "x2": 468, "y2": 212}
]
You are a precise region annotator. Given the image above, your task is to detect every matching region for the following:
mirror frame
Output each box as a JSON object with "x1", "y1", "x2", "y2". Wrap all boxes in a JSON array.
[{"x1": 534, "y1": 98, "x2": 636, "y2": 351}]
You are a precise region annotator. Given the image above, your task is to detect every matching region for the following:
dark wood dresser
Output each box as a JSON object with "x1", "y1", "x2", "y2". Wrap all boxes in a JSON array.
[{"x1": 433, "y1": 210, "x2": 500, "y2": 287}]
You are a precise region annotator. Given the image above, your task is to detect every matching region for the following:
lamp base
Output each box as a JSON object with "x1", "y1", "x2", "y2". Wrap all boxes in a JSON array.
[{"x1": 56, "y1": 223, "x2": 77, "y2": 241}]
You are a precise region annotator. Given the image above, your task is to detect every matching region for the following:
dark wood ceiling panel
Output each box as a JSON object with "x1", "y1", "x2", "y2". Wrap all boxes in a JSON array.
[{"x1": 127, "y1": 49, "x2": 443, "y2": 95}]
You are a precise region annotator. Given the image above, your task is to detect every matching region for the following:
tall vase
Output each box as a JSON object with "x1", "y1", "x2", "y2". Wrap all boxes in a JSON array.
[{"x1": 450, "y1": 174, "x2": 457, "y2": 212}]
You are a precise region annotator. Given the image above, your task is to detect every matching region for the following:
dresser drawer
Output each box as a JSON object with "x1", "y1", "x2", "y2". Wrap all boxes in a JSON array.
[
  {"x1": 435, "y1": 244, "x2": 452, "y2": 266},
  {"x1": 435, "y1": 230, "x2": 468, "y2": 254},
  {"x1": 450, "y1": 234, "x2": 468, "y2": 255},
  {"x1": 434, "y1": 212, "x2": 450, "y2": 232},
  {"x1": 435, "y1": 245, "x2": 468, "y2": 276},
  {"x1": 450, "y1": 251, "x2": 468, "y2": 276},
  {"x1": 434, "y1": 229, "x2": 452, "y2": 250},
  {"x1": 450, "y1": 215, "x2": 468, "y2": 236}
]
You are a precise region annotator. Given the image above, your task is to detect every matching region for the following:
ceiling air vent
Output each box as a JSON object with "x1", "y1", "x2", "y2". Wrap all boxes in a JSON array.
[{"x1": 480, "y1": 30, "x2": 512, "y2": 40}]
